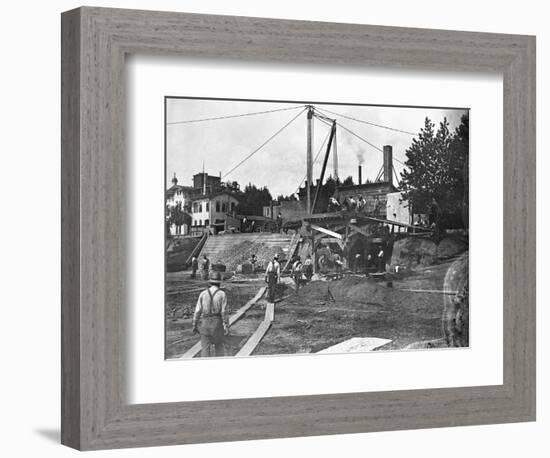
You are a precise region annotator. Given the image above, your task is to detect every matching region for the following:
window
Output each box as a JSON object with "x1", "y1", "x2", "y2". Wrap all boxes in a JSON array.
[
  {"x1": 216, "y1": 201, "x2": 220, "y2": 212},
  {"x1": 199, "y1": 219, "x2": 202, "y2": 226},
  {"x1": 199, "y1": 203, "x2": 202, "y2": 212},
  {"x1": 222, "y1": 202, "x2": 227, "y2": 212},
  {"x1": 206, "y1": 202, "x2": 210, "y2": 212},
  {"x1": 231, "y1": 202, "x2": 236, "y2": 211},
  {"x1": 205, "y1": 219, "x2": 209, "y2": 226}
]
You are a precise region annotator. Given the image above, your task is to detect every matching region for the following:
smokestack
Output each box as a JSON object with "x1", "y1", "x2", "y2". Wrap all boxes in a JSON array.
[
  {"x1": 383, "y1": 145, "x2": 393, "y2": 185},
  {"x1": 358, "y1": 165, "x2": 362, "y2": 185}
]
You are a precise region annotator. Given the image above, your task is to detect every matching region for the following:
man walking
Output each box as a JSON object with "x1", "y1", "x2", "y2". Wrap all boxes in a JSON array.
[
  {"x1": 201, "y1": 255, "x2": 210, "y2": 280},
  {"x1": 190, "y1": 256, "x2": 198, "y2": 279},
  {"x1": 265, "y1": 254, "x2": 281, "y2": 302},
  {"x1": 192, "y1": 271, "x2": 228, "y2": 358}
]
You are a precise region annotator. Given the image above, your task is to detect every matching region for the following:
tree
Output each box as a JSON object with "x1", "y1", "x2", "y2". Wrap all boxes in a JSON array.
[
  {"x1": 341, "y1": 175, "x2": 355, "y2": 187},
  {"x1": 276, "y1": 194, "x2": 298, "y2": 202},
  {"x1": 453, "y1": 113, "x2": 469, "y2": 228},
  {"x1": 236, "y1": 184, "x2": 273, "y2": 216},
  {"x1": 167, "y1": 202, "x2": 190, "y2": 234},
  {"x1": 400, "y1": 115, "x2": 468, "y2": 227}
]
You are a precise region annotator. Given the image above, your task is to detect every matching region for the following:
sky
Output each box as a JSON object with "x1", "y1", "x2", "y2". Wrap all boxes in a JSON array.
[{"x1": 166, "y1": 98, "x2": 467, "y2": 198}]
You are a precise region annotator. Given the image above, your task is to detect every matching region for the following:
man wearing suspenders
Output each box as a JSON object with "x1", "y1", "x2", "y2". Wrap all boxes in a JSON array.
[
  {"x1": 192, "y1": 271, "x2": 228, "y2": 357},
  {"x1": 265, "y1": 254, "x2": 280, "y2": 302}
]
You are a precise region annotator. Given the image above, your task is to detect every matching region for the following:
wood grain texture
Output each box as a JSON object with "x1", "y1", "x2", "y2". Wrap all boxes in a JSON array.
[
  {"x1": 60, "y1": 7, "x2": 81, "y2": 450},
  {"x1": 61, "y1": 6, "x2": 536, "y2": 450}
]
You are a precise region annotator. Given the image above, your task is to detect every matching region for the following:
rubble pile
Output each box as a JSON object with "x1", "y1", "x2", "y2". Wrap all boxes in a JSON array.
[
  {"x1": 391, "y1": 236, "x2": 468, "y2": 269},
  {"x1": 211, "y1": 241, "x2": 285, "y2": 272},
  {"x1": 390, "y1": 237, "x2": 437, "y2": 269}
]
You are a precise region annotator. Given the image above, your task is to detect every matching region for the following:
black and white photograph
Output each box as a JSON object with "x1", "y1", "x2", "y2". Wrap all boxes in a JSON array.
[{"x1": 165, "y1": 97, "x2": 470, "y2": 359}]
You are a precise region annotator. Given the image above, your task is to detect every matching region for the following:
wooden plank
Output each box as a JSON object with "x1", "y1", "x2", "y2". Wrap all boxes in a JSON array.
[
  {"x1": 360, "y1": 215, "x2": 432, "y2": 232},
  {"x1": 265, "y1": 301, "x2": 275, "y2": 322},
  {"x1": 348, "y1": 224, "x2": 371, "y2": 238},
  {"x1": 236, "y1": 320, "x2": 272, "y2": 357},
  {"x1": 229, "y1": 286, "x2": 266, "y2": 326},
  {"x1": 310, "y1": 224, "x2": 343, "y2": 239},
  {"x1": 178, "y1": 341, "x2": 202, "y2": 359},
  {"x1": 171, "y1": 286, "x2": 266, "y2": 358},
  {"x1": 282, "y1": 233, "x2": 300, "y2": 272},
  {"x1": 185, "y1": 233, "x2": 208, "y2": 264},
  {"x1": 236, "y1": 300, "x2": 275, "y2": 357}
]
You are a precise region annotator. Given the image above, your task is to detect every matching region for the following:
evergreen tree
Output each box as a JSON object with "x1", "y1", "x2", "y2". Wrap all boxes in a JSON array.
[
  {"x1": 341, "y1": 175, "x2": 355, "y2": 187},
  {"x1": 400, "y1": 115, "x2": 468, "y2": 226},
  {"x1": 276, "y1": 194, "x2": 298, "y2": 202},
  {"x1": 236, "y1": 184, "x2": 273, "y2": 216}
]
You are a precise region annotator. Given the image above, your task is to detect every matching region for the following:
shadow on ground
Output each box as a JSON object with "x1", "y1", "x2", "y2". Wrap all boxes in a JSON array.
[{"x1": 35, "y1": 428, "x2": 59, "y2": 443}]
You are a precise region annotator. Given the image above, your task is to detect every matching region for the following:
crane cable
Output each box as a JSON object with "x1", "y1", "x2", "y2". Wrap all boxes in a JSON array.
[
  {"x1": 221, "y1": 107, "x2": 307, "y2": 180},
  {"x1": 167, "y1": 104, "x2": 306, "y2": 125},
  {"x1": 316, "y1": 106, "x2": 417, "y2": 136},
  {"x1": 315, "y1": 107, "x2": 407, "y2": 166}
]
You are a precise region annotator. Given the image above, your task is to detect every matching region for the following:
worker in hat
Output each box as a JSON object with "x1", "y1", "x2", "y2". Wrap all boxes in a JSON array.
[
  {"x1": 291, "y1": 256, "x2": 303, "y2": 293},
  {"x1": 265, "y1": 254, "x2": 281, "y2": 302},
  {"x1": 201, "y1": 255, "x2": 210, "y2": 280},
  {"x1": 192, "y1": 270, "x2": 228, "y2": 357}
]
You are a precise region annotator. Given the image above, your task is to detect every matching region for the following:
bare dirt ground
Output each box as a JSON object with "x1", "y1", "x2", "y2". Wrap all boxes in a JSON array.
[{"x1": 165, "y1": 257, "x2": 460, "y2": 358}]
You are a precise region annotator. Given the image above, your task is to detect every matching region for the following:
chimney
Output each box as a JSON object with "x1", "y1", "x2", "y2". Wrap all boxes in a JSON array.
[
  {"x1": 383, "y1": 145, "x2": 393, "y2": 185},
  {"x1": 358, "y1": 165, "x2": 362, "y2": 185}
]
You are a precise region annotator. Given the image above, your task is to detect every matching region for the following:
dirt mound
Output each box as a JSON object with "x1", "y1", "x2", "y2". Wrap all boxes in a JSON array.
[
  {"x1": 436, "y1": 237, "x2": 468, "y2": 260},
  {"x1": 296, "y1": 276, "x2": 435, "y2": 310},
  {"x1": 390, "y1": 237, "x2": 437, "y2": 269}
]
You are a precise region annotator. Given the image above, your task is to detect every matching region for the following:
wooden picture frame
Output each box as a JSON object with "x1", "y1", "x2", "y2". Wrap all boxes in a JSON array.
[{"x1": 61, "y1": 6, "x2": 536, "y2": 450}]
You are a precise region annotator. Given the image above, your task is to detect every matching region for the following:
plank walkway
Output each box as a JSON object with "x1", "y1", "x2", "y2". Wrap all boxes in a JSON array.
[
  {"x1": 172, "y1": 286, "x2": 266, "y2": 359},
  {"x1": 236, "y1": 302, "x2": 275, "y2": 357},
  {"x1": 281, "y1": 232, "x2": 301, "y2": 272}
]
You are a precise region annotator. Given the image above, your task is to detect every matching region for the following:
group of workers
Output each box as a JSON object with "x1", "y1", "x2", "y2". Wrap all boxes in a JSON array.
[
  {"x1": 190, "y1": 255, "x2": 210, "y2": 280},
  {"x1": 188, "y1": 244, "x2": 386, "y2": 357},
  {"x1": 352, "y1": 247, "x2": 386, "y2": 274},
  {"x1": 240, "y1": 217, "x2": 256, "y2": 233},
  {"x1": 328, "y1": 195, "x2": 383, "y2": 216}
]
